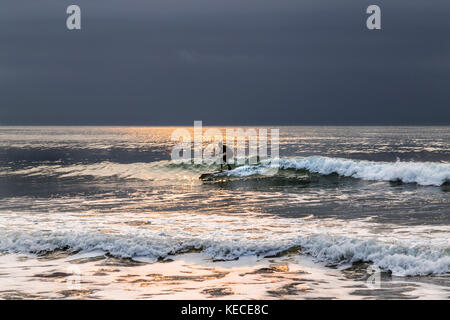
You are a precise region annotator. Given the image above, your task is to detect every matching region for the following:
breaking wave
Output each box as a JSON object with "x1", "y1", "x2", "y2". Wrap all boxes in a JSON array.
[
  {"x1": 2, "y1": 156, "x2": 449, "y2": 186},
  {"x1": 0, "y1": 227, "x2": 448, "y2": 276},
  {"x1": 223, "y1": 156, "x2": 450, "y2": 186}
]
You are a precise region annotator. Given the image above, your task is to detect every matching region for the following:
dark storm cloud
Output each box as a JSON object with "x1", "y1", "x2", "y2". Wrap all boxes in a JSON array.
[{"x1": 0, "y1": 0, "x2": 449, "y2": 125}]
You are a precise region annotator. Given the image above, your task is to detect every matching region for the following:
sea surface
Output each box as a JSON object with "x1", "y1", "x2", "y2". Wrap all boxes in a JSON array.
[{"x1": 0, "y1": 126, "x2": 449, "y2": 299}]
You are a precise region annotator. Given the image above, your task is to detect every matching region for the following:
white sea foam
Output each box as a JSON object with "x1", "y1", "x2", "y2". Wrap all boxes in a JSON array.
[
  {"x1": 225, "y1": 157, "x2": 450, "y2": 186},
  {"x1": 298, "y1": 235, "x2": 450, "y2": 276},
  {"x1": 0, "y1": 230, "x2": 448, "y2": 276},
  {"x1": 0, "y1": 213, "x2": 448, "y2": 276},
  {"x1": 2, "y1": 157, "x2": 449, "y2": 186}
]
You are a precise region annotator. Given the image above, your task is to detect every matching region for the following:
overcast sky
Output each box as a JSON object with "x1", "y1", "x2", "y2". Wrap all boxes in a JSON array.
[{"x1": 0, "y1": 0, "x2": 449, "y2": 125}]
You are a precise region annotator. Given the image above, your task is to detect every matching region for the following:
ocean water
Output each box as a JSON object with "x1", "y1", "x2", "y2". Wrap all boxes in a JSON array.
[{"x1": 0, "y1": 126, "x2": 449, "y2": 299}]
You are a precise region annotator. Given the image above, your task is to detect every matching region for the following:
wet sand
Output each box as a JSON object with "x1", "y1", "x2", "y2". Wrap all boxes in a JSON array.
[{"x1": 0, "y1": 252, "x2": 447, "y2": 300}]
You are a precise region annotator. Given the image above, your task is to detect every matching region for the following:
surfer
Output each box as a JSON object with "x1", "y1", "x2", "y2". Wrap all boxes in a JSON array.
[{"x1": 220, "y1": 143, "x2": 232, "y2": 171}]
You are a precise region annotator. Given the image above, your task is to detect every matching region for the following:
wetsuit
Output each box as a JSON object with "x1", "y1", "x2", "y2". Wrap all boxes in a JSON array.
[{"x1": 221, "y1": 145, "x2": 232, "y2": 171}]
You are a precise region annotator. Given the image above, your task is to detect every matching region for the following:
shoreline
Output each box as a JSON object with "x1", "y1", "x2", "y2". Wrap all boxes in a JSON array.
[{"x1": 0, "y1": 252, "x2": 447, "y2": 300}]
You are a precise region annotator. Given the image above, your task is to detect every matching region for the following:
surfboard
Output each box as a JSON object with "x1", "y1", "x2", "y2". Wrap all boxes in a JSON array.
[{"x1": 199, "y1": 171, "x2": 226, "y2": 180}]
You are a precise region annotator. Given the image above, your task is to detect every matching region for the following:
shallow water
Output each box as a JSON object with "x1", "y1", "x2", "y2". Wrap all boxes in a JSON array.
[{"x1": 0, "y1": 126, "x2": 449, "y2": 299}]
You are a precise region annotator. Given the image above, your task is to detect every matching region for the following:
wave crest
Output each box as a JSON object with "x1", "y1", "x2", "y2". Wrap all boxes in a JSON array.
[
  {"x1": 223, "y1": 157, "x2": 450, "y2": 186},
  {"x1": 3, "y1": 156, "x2": 449, "y2": 186},
  {"x1": 1, "y1": 230, "x2": 448, "y2": 276}
]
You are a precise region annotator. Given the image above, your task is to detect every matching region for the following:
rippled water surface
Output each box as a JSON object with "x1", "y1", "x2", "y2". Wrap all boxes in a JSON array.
[{"x1": 0, "y1": 126, "x2": 448, "y2": 299}]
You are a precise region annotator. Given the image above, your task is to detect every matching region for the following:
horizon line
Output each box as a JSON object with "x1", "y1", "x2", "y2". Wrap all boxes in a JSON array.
[{"x1": 0, "y1": 123, "x2": 449, "y2": 127}]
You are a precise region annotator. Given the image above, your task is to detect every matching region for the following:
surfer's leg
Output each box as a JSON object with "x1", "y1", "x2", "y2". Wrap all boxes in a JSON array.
[
  {"x1": 222, "y1": 155, "x2": 227, "y2": 171},
  {"x1": 227, "y1": 164, "x2": 231, "y2": 170}
]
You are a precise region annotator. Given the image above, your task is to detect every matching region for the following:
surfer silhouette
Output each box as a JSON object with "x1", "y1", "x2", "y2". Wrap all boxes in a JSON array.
[{"x1": 220, "y1": 144, "x2": 232, "y2": 171}]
